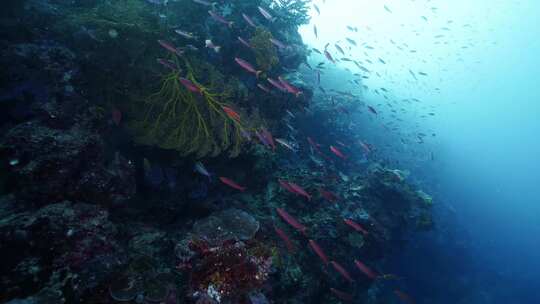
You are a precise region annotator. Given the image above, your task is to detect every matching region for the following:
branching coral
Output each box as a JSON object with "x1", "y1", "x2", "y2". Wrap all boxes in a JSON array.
[
  {"x1": 271, "y1": 0, "x2": 312, "y2": 29},
  {"x1": 134, "y1": 55, "x2": 248, "y2": 158}
]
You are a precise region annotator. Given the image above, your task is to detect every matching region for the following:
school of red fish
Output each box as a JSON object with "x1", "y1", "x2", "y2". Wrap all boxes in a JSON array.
[{"x1": 153, "y1": 1, "x2": 417, "y2": 302}]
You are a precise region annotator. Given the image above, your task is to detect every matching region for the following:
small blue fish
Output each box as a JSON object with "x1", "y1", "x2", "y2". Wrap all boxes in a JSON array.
[{"x1": 194, "y1": 161, "x2": 212, "y2": 180}]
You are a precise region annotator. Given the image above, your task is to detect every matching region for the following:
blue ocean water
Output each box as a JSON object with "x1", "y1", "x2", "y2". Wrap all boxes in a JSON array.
[{"x1": 300, "y1": 1, "x2": 540, "y2": 303}]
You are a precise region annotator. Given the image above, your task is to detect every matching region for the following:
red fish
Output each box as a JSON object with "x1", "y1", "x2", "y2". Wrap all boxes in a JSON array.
[
  {"x1": 278, "y1": 76, "x2": 302, "y2": 97},
  {"x1": 260, "y1": 128, "x2": 276, "y2": 151},
  {"x1": 344, "y1": 219, "x2": 369, "y2": 235},
  {"x1": 112, "y1": 108, "x2": 122, "y2": 126},
  {"x1": 157, "y1": 58, "x2": 177, "y2": 71},
  {"x1": 222, "y1": 106, "x2": 241, "y2": 122},
  {"x1": 309, "y1": 239, "x2": 329, "y2": 264},
  {"x1": 274, "y1": 226, "x2": 295, "y2": 252},
  {"x1": 157, "y1": 40, "x2": 183, "y2": 56},
  {"x1": 330, "y1": 288, "x2": 353, "y2": 302},
  {"x1": 278, "y1": 179, "x2": 296, "y2": 194},
  {"x1": 276, "y1": 208, "x2": 307, "y2": 235},
  {"x1": 330, "y1": 261, "x2": 354, "y2": 283},
  {"x1": 288, "y1": 182, "x2": 311, "y2": 201},
  {"x1": 208, "y1": 10, "x2": 233, "y2": 27},
  {"x1": 354, "y1": 259, "x2": 378, "y2": 279},
  {"x1": 219, "y1": 177, "x2": 246, "y2": 191},
  {"x1": 319, "y1": 188, "x2": 339, "y2": 202},
  {"x1": 307, "y1": 137, "x2": 321, "y2": 149},
  {"x1": 307, "y1": 137, "x2": 324, "y2": 155},
  {"x1": 394, "y1": 290, "x2": 416, "y2": 304},
  {"x1": 330, "y1": 145, "x2": 347, "y2": 159},
  {"x1": 367, "y1": 106, "x2": 378, "y2": 115},
  {"x1": 179, "y1": 77, "x2": 201, "y2": 94},
  {"x1": 235, "y1": 57, "x2": 261, "y2": 78},
  {"x1": 255, "y1": 130, "x2": 271, "y2": 149}
]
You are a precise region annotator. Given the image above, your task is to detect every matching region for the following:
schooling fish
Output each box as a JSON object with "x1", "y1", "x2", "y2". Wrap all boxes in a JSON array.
[
  {"x1": 346, "y1": 38, "x2": 357, "y2": 46},
  {"x1": 367, "y1": 106, "x2": 378, "y2": 115},
  {"x1": 194, "y1": 161, "x2": 211, "y2": 179},
  {"x1": 335, "y1": 44, "x2": 345, "y2": 55},
  {"x1": 275, "y1": 138, "x2": 295, "y2": 151},
  {"x1": 354, "y1": 259, "x2": 378, "y2": 279},
  {"x1": 237, "y1": 36, "x2": 252, "y2": 49},
  {"x1": 313, "y1": 25, "x2": 318, "y2": 38},
  {"x1": 330, "y1": 288, "x2": 353, "y2": 302},
  {"x1": 179, "y1": 77, "x2": 201, "y2": 94},
  {"x1": 274, "y1": 226, "x2": 295, "y2": 252},
  {"x1": 276, "y1": 208, "x2": 307, "y2": 235},
  {"x1": 278, "y1": 179, "x2": 296, "y2": 194},
  {"x1": 324, "y1": 50, "x2": 336, "y2": 63},
  {"x1": 208, "y1": 10, "x2": 233, "y2": 27},
  {"x1": 255, "y1": 130, "x2": 271, "y2": 149},
  {"x1": 288, "y1": 182, "x2": 312, "y2": 201},
  {"x1": 269, "y1": 38, "x2": 287, "y2": 49},
  {"x1": 258, "y1": 6, "x2": 276, "y2": 22},
  {"x1": 157, "y1": 58, "x2": 177, "y2": 71},
  {"x1": 267, "y1": 77, "x2": 288, "y2": 92},
  {"x1": 205, "y1": 39, "x2": 221, "y2": 52},
  {"x1": 260, "y1": 127, "x2": 276, "y2": 151},
  {"x1": 330, "y1": 261, "x2": 355, "y2": 283},
  {"x1": 157, "y1": 40, "x2": 183, "y2": 56},
  {"x1": 344, "y1": 218, "x2": 369, "y2": 235},
  {"x1": 278, "y1": 76, "x2": 302, "y2": 97},
  {"x1": 174, "y1": 29, "x2": 197, "y2": 40},
  {"x1": 242, "y1": 13, "x2": 257, "y2": 28},
  {"x1": 313, "y1": 4, "x2": 320, "y2": 15},
  {"x1": 221, "y1": 106, "x2": 241, "y2": 122},
  {"x1": 257, "y1": 83, "x2": 271, "y2": 93},
  {"x1": 192, "y1": 0, "x2": 216, "y2": 8},
  {"x1": 319, "y1": 188, "x2": 339, "y2": 202},
  {"x1": 219, "y1": 176, "x2": 246, "y2": 191},
  {"x1": 309, "y1": 239, "x2": 329, "y2": 264},
  {"x1": 234, "y1": 57, "x2": 262, "y2": 77},
  {"x1": 330, "y1": 145, "x2": 347, "y2": 159}
]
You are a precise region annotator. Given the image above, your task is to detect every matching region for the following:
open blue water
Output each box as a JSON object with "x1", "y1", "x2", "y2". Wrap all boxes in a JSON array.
[{"x1": 300, "y1": 1, "x2": 540, "y2": 303}]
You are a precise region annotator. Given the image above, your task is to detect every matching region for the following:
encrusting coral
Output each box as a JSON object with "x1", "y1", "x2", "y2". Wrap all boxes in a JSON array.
[{"x1": 250, "y1": 27, "x2": 280, "y2": 72}]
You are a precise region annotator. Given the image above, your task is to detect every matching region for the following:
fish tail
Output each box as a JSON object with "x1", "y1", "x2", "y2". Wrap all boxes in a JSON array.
[
  {"x1": 228, "y1": 21, "x2": 234, "y2": 28},
  {"x1": 256, "y1": 70, "x2": 262, "y2": 79}
]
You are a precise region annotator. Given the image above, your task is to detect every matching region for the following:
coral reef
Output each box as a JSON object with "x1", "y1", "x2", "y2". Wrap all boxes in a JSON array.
[{"x1": 0, "y1": 1, "x2": 435, "y2": 304}]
